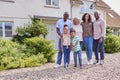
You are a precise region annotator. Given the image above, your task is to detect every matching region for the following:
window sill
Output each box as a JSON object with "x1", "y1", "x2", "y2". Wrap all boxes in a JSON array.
[{"x1": 44, "y1": 5, "x2": 60, "y2": 9}]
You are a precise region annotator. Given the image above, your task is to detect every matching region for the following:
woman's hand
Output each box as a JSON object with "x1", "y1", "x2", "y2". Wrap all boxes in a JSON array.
[{"x1": 99, "y1": 37, "x2": 103, "y2": 43}]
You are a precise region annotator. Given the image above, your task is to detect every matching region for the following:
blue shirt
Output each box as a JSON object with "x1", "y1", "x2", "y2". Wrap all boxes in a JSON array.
[
  {"x1": 56, "y1": 19, "x2": 73, "y2": 35},
  {"x1": 72, "y1": 36, "x2": 81, "y2": 52}
]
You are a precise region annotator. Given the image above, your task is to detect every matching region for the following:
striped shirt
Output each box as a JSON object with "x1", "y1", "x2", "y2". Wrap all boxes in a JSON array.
[{"x1": 72, "y1": 36, "x2": 81, "y2": 52}]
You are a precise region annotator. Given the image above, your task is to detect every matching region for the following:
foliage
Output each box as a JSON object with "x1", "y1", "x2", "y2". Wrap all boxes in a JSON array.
[
  {"x1": 23, "y1": 37, "x2": 57, "y2": 62},
  {"x1": 0, "y1": 38, "x2": 47, "y2": 71},
  {"x1": 105, "y1": 34, "x2": 120, "y2": 53},
  {"x1": 12, "y1": 18, "x2": 48, "y2": 43},
  {"x1": 106, "y1": 27, "x2": 113, "y2": 35}
]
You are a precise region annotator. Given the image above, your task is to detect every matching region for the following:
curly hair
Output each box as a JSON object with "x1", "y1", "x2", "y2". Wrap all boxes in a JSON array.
[{"x1": 82, "y1": 13, "x2": 92, "y2": 23}]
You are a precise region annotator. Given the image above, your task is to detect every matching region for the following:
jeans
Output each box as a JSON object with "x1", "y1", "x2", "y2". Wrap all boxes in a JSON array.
[
  {"x1": 80, "y1": 41, "x2": 83, "y2": 50},
  {"x1": 56, "y1": 39, "x2": 63, "y2": 65},
  {"x1": 83, "y1": 37, "x2": 93, "y2": 61},
  {"x1": 74, "y1": 50, "x2": 82, "y2": 66},
  {"x1": 93, "y1": 37, "x2": 105, "y2": 61},
  {"x1": 63, "y1": 46, "x2": 71, "y2": 65}
]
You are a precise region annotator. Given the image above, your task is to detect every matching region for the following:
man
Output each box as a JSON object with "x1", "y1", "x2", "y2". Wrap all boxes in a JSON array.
[
  {"x1": 93, "y1": 11, "x2": 106, "y2": 65},
  {"x1": 54, "y1": 12, "x2": 73, "y2": 68}
]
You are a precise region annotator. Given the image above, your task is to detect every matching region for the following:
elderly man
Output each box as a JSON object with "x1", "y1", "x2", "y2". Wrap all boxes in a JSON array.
[
  {"x1": 54, "y1": 12, "x2": 73, "y2": 68},
  {"x1": 93, "y1": 11, "x2": 106, "y2": 65}
]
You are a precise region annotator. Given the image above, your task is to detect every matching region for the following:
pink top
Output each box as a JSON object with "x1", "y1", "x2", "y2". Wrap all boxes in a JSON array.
[
  {"x1": 93, "y1": 19, "x2": 106, "y2": 39},
  {"x1": 62, "y1": 34, "x2": 70, "y2": 46},
  {"x1": 73, "y1": 24, "x2": 83, "y2": 41}
]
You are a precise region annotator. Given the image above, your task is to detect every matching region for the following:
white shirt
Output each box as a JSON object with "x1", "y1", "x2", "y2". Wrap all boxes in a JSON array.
[{"x1": 73, "y1": 24, "x2": 83, "y2": 41}]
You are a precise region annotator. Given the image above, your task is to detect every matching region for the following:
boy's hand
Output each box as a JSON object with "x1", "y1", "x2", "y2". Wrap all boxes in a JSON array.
[
  {"x1": 62, "y1": 48, "x2": 64, "y2": 53},
  {"x1": 71, "y1": 46, "x2": 75, "y2": 51}
]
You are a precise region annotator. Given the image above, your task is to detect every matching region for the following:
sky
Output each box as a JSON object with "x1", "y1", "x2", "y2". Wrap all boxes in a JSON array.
[{"x1": 104, "y1": 0, "x2": 120, "y2": 15}]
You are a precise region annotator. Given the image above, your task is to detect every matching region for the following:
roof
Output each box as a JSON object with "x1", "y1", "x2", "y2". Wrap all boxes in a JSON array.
[
  {"x1": 106, "y1": 10, "x2": 120, "y2": 28},
  {"x1": 95, "y1": 0, "x2": 110, "y2": 9}
]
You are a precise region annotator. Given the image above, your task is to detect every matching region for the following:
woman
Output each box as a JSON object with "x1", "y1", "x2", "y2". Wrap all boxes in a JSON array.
[
  {"x1": 81, "y1": 13, "x2": 93, "y2": 64},
  {"x1": 73, "y1": 17, "x2": 83, "y2": 49}
]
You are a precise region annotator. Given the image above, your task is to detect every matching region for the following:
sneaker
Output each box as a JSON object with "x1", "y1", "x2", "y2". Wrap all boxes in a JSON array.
[
  {"x1": 89, "y1": 60, "x2": 93, "y2": 65},
  {"x1": 74, "y1": 65, "x2": 77, "y2": 67},
  {"x1": 100, "y1": 60, "x2": 104, "y2": 65},
  {"x1": 94, "y1": 60, "x2": 99, "y2": 65},
  {"x1": 64, "y1": 63, "x2": 69, "y2": 68},
  {"x1": 54, "y1": 64, "x2": 60, "y2": 68}
]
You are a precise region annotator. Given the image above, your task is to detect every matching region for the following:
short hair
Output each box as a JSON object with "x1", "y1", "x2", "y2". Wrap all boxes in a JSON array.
[
  {"x1": 64, "y1": 24, "x2": 68, "y2": 28},
  {"x1": 94, "y1": 10, "x2": 100, "y2": 15},
  {"x1": 82, "y1": 13, "x2": 92, "y2": 23},
  {"x1": 70, "y1": 29, "x2": 76, "y2": 33}
]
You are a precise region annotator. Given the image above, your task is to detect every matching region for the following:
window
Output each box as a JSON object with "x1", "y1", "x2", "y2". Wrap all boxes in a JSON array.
[
  {"x1": 46, "y1": 0, "x2": 59, "y2": 6},
  {"x1": 80, "y1": 1, "x2": 94, "y2": 13},
  {"x1": 0, "y1": 22, "x2": 13, "y2": 37}
]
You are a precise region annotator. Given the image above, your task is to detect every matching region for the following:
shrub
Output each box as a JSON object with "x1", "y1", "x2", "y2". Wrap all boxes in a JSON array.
[
  {"x1": 12, "y1": 18, "x2": 48, "y2": 43},
  {"x1": 23, "y1": 37, "x2": 57, "y2": 62},
  {"x1": 0, "y1": 38, "x2": 47, "y2": 71},
  {"x1": 105, "y1": 34, "x2": 120, "y2": 53}
]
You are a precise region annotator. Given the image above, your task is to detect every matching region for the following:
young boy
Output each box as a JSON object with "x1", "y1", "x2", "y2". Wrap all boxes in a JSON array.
[
  {"x1": 70, "y1": 29, "x2": 82, "y2": 69},
  {"x1": 61, "y1": 24, "x2": 71, "y2": 68}
]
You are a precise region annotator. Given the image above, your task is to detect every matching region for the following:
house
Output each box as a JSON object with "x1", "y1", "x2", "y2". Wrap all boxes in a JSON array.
[
  {"x1": 0, "y1": 0, "x2": 110, "y2": 49},
  {"x1": 106, "y1": 10, "x2": 120, "y2": 36}
]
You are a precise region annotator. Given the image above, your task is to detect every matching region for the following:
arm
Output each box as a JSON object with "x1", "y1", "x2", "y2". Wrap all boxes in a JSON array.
[
  {"x1": 56, "y1": 28, "x2": 63, "y2": 38},
  {"x1": 100, "y1": 20, "x2": 105, "y2": 38},
  {"x1": 61, "y1": 36, "x2": 64, "y2": 53}
]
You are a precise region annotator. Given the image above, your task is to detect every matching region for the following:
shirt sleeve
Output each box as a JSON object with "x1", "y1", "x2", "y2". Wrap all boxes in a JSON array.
[
  {"x1": 100, "y1": 20, "x2": 106, "y2": 37},
  {"x1": 56, "y1": 20, "x2": 60, "y2": 28},
  {"x1": 70, "y1": 21, "x2": 73, "y2": 29}
]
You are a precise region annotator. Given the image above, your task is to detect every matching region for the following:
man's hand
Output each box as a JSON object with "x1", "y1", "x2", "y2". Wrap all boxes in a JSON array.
[{"x1": 99, "y1": 37, "x2": 103, "y2": 43}]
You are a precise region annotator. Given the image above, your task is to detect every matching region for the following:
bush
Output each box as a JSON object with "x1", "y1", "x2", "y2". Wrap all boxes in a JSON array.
[
  {"x1": 23, "y1": 37, "x2": 57, "y2": 62},
  {"x1": 12, "y1": 18, "x2": 48, "y2": 43},
  {"x1": 105, "y1": 34, "x2": 120, "y2": 53},
  {"x1": 0, "y1": 38, "x2": 47, "y2": 71}
]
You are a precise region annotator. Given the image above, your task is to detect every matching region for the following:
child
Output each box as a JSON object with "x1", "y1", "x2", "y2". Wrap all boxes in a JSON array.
[
  {"x1": 61, "y1": 24, "x2": 71, "y2": 68},
  {"x1": 70, "y1": 29, "x2": 82, "y2": 69}
]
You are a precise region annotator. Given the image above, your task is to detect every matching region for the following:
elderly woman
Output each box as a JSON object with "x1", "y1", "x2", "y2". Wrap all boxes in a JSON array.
[{"x1": 73, "y1": 17, "x2": 83, "y2": 49}]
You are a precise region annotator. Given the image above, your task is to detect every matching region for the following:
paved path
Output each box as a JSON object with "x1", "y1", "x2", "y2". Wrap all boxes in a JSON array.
[{"x1": 0, "y1": 52, "x2": 120, "y2": 80}]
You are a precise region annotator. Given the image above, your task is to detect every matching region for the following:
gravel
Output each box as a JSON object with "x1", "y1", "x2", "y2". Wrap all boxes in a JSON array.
[{"x1": 0, "y1": 52, "x2": 120, "y2": 80}]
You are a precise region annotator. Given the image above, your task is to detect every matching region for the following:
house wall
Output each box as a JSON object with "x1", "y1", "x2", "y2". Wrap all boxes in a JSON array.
[{"x1": 0, "y1": 0, "x2": 107, "y2": 49}]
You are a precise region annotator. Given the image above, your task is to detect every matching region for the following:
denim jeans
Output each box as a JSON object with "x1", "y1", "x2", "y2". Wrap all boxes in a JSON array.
[
  {"x1": 74, "y1": 50, "x2": 82, "y2": 66},
  {"x1": 93, "y1": 37, "x2": 105, "y2": 61},
  {"x1": 83, "y1": 37, "x2": 93, "y2": 61},
  {"x1": 63, "y1": 46, "x2": 71, "y2": 65},
  {"x1": 80, "y1": 41, "x2": 83, "y2": 50},
  {"x1": 56, "y1": 39, "x2": 63, "y2": 65}
]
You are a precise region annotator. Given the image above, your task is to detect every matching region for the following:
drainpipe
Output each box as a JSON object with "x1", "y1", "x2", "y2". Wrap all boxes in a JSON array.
[{"x1": 70, "y1": 0, "x2": 73, "y2": 19}]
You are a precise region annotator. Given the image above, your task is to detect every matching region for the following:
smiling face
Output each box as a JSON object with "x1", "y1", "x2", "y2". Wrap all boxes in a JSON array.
[
  {"x1": 85, "y1": 14, "x2": 89, "y2": 22},
  {"x1": 63, "y1": 26, "x2": 68, "y2": 34},
  {"x1": 63, "y1": 13, "x2": 69, "y2": 22},
  {"x1": 73, "y1": 18, "x2": 80, "y2": 25},
  {"x1": 70, "y1": 32, "x2": 75, "y2": 38},
  {"x1": 94, "y1": 12, "x2": 100, "y2": 20}
]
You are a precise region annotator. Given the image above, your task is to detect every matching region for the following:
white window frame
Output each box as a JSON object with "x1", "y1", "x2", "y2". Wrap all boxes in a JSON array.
[
  {"x1": 0, "y1": 21, "x2": 13, "y2": 38},
  {"x1": 80, "y1": 1, "x2": 94, "y2": 14},
  {"x1": 45, "y1": 0, "x2": 59, "y2": 7}
]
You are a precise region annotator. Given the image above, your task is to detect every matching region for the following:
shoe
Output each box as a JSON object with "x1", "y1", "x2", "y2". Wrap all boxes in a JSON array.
[
  {"x1": 89, "y1": 60, "x2": 93, "y2": 65},
  {"x1": 74, "y1": 65, "x2": 77, "y2": 67},
  {"x1": 100, "y1": 60, "x2": 104, "y2": 65},
  {"x1": 93, "y1": 60, "x2": 99, "y2": 65},
  {"x1": 54, "y1": 64, "x2": 60, "y2": 68},
  {"x1": 64, "y1": 63, "x2": 69, "y2": 68}
]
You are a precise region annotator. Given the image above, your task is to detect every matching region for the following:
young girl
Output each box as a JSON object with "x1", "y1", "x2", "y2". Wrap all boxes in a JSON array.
[
  {"x1": 61, "y1": 24, "x2": 71, "y2": 68},
  {"x1": 70, "y1": 29, "x2": 82, "y2": 69}
]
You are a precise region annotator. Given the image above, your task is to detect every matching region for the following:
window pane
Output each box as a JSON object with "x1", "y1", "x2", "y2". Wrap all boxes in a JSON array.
[
  {"x1": 80, "y1": 1, "x2": 94, "y2": 13},
  {"x1": 5, "y1": 22, "x2": 12, "y2": 37},
  {"x1": 46, "y1": 0, "x2": 51, "y2": 5},
  {"x1": 52, "y1": 0, "x2": 59, "y2": 6},
  {"x1": 0, "y1": 22, "x2": 3, "y2": 37}
]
